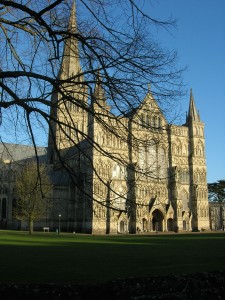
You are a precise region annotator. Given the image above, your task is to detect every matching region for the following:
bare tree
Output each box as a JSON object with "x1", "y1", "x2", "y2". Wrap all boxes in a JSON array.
[
  {"x1": 14, "y1": 161, "x2": 52, "y2": 234},
  {"x1": 0, "y1": 0, "x2": 183, "y2": 140},
  {"x1": 0, "y1": 0, "x2": 185, "y2": 232}
]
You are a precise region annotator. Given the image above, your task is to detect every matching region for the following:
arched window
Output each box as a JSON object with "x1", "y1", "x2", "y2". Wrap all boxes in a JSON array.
[
  {"x1": 112, "y1": 164, "x2": 125, "y2": 179},
  {"x1": 146, "y1": 115, "x2": 150, "y2": 126},
  {"x1": 180, "y1": 169, "x2": 189, "y2": 183},
  {"x1": 173, "y1": 139, "x2": 182, "y2": 155},
  {"x1": 183, "y1": 144, "x2": 188, "y2": 155},
  {"x1": 158, "y1": 117, "x2": 161, "y2": 128},
  {"x1": 195, "y1": 141, "x2": 204, "y2": 156},
  {"x1": 102, "y1": 135, "x2": 105, "y2": 146},
  {"x1": 147, "y1": 141, "x2": 157, "y2": 176},
  {"x1": 138, "y1": 145, "x2": 146, "y2": 169},
  {"x1": 158, "y1": 147, "x2": 167, "y2": 178},
  {"x1": 141, "y1": 114, "x2": 144, "y2": 126},
  {"x1": 196, "y1": 126, "x2": 199, "y2": 136}
]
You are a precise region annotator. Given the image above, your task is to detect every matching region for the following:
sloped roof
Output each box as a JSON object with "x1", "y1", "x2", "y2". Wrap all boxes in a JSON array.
[{"x1": 0, "y1": 143, "x2": 47, "y2": 163}]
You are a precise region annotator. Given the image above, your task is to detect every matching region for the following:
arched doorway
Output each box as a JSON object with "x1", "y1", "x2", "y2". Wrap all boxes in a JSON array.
[
  {"x1": 142, "y1": 218, "x2": 148, "y2": 232},
  {"x1": 119, "y1": 220, "x2": 125, "y2": 233},
  {"x1": 167, "y1": 218, "x2": 174, "y2": 231},
  {"x1": 152, "y1": 209, "x2": 164, "y2": 231},
  {"x1": 183, "y1": 220, "x2": 189, "y2": 231}
]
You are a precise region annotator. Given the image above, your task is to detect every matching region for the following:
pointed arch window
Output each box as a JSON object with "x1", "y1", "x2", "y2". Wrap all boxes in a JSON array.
[
  {"x1": 146, "y1": 115, "x2": 150, "y2": 126},
  {"x1": 158, "y1": 117, "x2": 161, "y2": 128},
  {"x1": 112, "y1": 164, "x2": 126, "y2": 179},
  {"x1": 158, "y1": 147, "x2": 167, "y2": 178},
  {"x1": 147, "y1": 141, "x2": 157, "y2": 176}
]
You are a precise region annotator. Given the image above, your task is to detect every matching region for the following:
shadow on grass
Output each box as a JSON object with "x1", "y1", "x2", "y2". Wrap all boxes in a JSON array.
[{"x1": 0, "y1": 231, "x2": 225, "y2": 284}]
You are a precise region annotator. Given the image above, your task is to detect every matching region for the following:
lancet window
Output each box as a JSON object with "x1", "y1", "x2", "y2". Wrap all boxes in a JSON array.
[{"x1": 138, "y1": 141, "x2": 167, "y2": 179}]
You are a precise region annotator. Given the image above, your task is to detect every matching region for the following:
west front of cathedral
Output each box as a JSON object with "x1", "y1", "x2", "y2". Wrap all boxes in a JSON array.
[{"x1": 0, "y1": 3, "x2": 210, "y2": 233}]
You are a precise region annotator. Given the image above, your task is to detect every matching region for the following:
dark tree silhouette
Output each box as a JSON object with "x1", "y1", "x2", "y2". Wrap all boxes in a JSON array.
[{"x1": 208, "y1": 180, "x2": 225, "y2": 203}]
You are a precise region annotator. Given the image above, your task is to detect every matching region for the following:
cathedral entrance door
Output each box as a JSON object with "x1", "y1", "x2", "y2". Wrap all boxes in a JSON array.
[
  {"x1": 152, "y1": 209, "x2": 164, "y2": 231},
  {"x1": 167, "y1": 218, "x2": 174, "y2": 231}
]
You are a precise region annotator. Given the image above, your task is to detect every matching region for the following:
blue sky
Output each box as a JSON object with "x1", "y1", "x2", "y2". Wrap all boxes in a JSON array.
[{"x1": 146, "y1": 0, "x2": 225, "y2": 183}]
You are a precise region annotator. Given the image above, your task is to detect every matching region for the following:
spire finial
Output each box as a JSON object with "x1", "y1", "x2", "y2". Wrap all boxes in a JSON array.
[
  {"x1": 190, "y1": 88, "x2": 194, "y2": 102},
  {"x1": 187, "y1": 88, "x2": 200, "y2": 123},
  {"x1": 148, "y1": 83, "x2": 151, "y2": 93},
  {"x1": 69, "y1": 0, "x2": 77, "y2": 32}
]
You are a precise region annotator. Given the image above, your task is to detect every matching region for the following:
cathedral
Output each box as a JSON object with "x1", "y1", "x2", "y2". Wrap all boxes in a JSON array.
[{"x1": 0, "y1": 3, "x2": 210, "y2": 233}]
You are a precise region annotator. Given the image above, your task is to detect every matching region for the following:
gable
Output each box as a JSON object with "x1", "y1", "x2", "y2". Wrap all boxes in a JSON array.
[{"x1": 132, "y1": 92, "x2": 167, "y2": 128}]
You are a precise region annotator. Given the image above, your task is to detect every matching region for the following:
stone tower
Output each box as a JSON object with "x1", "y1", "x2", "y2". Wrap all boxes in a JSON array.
[
  {"x1": 48, "y1": 1, "x2": 88, "y2": 162},
  {"x1": 186, "y1": 89, "x2": 209, "y2": 230}
]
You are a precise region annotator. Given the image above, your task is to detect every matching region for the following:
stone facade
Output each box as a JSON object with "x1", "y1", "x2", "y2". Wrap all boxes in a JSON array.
[
  {"x1": 47, "y1": 3, "x2": 210, "y2": 233},
  {"x1": 0, "y1": 3, "x2": 211, "y2": 233}
]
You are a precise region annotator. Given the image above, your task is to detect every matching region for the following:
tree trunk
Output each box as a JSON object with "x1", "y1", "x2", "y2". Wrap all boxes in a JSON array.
[{"x1": 29, "y1": 219, "x2": 33, "y2": 234}]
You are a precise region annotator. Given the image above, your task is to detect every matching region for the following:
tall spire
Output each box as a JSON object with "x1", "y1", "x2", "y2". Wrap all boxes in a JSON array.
[
  {"x1": 59, "y1": 0, "x2": 81, "y2": 80},
  {"x1": 187, "y1": 88, "x2": 200, "y2": 123},
  {"x1": 94, "y1": 71, "x2": 106, "y2": 101},
  {"x1": 93, "y1": 70, "x2": 110, "y2": 111}
]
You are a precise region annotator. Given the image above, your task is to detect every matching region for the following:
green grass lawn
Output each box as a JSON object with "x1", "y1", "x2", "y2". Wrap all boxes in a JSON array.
[{"x1": 0, "y1": 230, "x2": 225, "y2": 284}]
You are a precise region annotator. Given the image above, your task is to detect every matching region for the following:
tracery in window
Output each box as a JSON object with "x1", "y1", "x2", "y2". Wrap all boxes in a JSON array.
[
  {"x1": 138, "y1": 141, "x2": 167, "y2": 179},
  {"x1": 112, "y1": 164, "x2": 126, "y2": 179}
]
